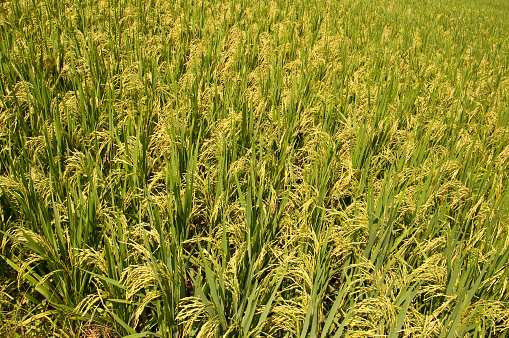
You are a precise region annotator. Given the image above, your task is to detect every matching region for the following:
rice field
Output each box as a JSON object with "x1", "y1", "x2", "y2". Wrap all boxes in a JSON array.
[{"x1": 0, "y1": 0, "x2": 509, "y2": 336}]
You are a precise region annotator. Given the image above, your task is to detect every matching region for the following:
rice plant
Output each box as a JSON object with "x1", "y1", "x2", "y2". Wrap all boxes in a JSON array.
[{"x1": 0, "y1": 0, "x2": 508, "y2": 336}]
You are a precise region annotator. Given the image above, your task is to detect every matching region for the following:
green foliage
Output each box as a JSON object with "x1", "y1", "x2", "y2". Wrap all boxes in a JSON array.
[{"x1": 0, "y1": 0, "x2": 509, "y2": 336}]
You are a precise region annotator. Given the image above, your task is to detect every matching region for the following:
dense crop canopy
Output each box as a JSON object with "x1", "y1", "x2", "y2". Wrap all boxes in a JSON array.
[{"x1": 0, "y1": 0, "x2": 508, "y2": 336}]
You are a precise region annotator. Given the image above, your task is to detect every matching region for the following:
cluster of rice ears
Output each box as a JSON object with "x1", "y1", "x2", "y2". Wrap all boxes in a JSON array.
[{"x1": 0, "y1": 0, "x2": 508, "y2": 336}]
